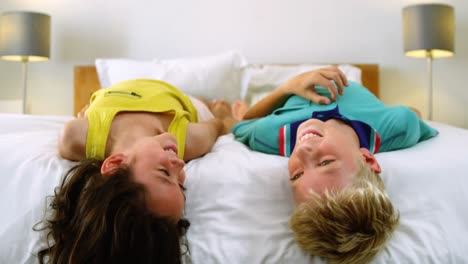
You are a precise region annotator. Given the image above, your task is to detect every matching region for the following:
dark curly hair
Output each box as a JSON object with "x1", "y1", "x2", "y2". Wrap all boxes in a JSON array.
[{"x1": 35, "y1": 159, "x2": 190, "y2": 264}]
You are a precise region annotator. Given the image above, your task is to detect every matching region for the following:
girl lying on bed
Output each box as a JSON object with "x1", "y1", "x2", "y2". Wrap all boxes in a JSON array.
[
  {"x1": 231, "y1": 67, "x2": 438, "y2": 264},
  {"x1": 36, "y1": 79, "x2": 236, "y2": 264}
]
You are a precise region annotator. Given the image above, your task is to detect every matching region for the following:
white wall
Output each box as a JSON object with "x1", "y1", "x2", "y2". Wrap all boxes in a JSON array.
[{"x1": 1, "y1": 0, "x2": 467, "y2": 128}]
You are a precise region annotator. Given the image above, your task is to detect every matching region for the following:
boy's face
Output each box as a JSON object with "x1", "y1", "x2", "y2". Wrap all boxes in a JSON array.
[{"x1": 288, "y1": 118, "x2": 377, "y2": 206}]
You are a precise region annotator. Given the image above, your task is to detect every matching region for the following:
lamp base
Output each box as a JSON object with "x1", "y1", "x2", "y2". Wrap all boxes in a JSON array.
[
  {"x1": 22, "y1": 61, "x2": 29, "y2": 114},
  {"x1": 426, "y1": 53, "x2": 433, "y2": 121}
]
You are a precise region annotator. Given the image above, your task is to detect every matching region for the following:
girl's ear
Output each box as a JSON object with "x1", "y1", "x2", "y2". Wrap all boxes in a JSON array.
[
  {"x1": 359, "y1": 148, "x2": 382, "y2": 173},
  {"x1": 101, "y1": 153, "x2": 127, "y2": 176}
]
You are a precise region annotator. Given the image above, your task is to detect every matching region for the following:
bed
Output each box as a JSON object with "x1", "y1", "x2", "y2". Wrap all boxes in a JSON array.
[{"x1": 1, "y1": 51, "x2": 468, "y2": 264}]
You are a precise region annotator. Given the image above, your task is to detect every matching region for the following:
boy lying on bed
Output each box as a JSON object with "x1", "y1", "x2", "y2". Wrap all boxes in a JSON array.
[
  {"x1": 231, "y1": 67, "x2": 438, "y2": 264},
  {"x1": 37, "y1": 79, "x2": 235, "y2": 264}
]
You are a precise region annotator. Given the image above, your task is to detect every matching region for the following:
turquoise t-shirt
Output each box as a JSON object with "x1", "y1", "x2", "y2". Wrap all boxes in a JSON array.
[{"x1": 232, "y1": 82, "x2": 438, "y2": 157}]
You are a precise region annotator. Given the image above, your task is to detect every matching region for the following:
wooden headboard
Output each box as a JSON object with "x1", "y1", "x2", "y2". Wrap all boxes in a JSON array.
[{"x1": 73, "y1": 64, "x2": 379, "y2": 116}]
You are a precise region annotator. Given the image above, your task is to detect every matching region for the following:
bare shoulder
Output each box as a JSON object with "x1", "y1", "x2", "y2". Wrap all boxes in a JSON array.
[
  {"x1": 58, "y1": 118, "x2": 88, "y2": 161},
  {"x1": 407, "y1": 106, "x2": 422, "y2": 118}
]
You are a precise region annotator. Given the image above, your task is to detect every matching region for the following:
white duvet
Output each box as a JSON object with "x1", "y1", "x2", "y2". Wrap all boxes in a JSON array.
[{"x1": 1, "y1": 113, "x2": 467, "y2": 264}]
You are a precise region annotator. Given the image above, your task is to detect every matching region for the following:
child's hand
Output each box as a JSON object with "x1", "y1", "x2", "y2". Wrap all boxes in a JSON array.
[
  {"x1": 231, "y1": 100, "x2": 250, "y2": 121},
  {"x1": 209, "y1": 99, "x2": 232, "y2": 120},
  {"x1": 280, "y1": 67, "x2": 349, "y2": 105}
]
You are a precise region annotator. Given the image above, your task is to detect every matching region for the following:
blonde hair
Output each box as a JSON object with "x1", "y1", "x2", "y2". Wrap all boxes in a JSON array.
[{"x1": 290, "y1": 162, "x2": 399, "y2": 264}]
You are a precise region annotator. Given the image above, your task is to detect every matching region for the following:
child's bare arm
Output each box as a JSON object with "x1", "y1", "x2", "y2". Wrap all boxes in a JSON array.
[
  {"x1": 183, "y1": 118, "x2": 224, "y2": 161},
  {"x1": 407, "y1": 106, "x2": 422, "y2": 118},
  {"x1": 242, "y1": 67, "x2": 348, "y2": 120},
  {"x1": 184, "y1": 98, "x2": 242, "y2": 160}
]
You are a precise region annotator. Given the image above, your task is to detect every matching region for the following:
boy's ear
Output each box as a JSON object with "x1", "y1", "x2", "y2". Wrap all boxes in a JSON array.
[
  {"x1": 101, "y1": 153, "x2": 127, "y2": 176},
  {"x1": 359, "y1": 148, "x2": 382, "y2": 173}
]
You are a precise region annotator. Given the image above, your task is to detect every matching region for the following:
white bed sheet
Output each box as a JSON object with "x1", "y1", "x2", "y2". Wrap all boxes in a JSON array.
[{"x1": 0, "y1": 114, "x2": 467, "y2": 264}]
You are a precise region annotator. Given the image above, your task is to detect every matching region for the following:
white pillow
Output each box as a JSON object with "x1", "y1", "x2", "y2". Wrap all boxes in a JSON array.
[
  {"x1": 95, "y1": 51, "x2": 249, "y2": 102},
  {"x1": 246, "y1": 64, "x2": 362, "y2": 105},
  {"x1": 95, "y1": 59, "x2": 155, "y2": 88}
]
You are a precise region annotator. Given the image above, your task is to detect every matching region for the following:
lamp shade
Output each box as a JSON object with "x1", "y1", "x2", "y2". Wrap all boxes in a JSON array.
[
  {"x1": 402, "y1": 4, "x2": 454, "y2": 58},
  {"x1": 0, "y1": 11, "x2": 50, "y2": 62}
]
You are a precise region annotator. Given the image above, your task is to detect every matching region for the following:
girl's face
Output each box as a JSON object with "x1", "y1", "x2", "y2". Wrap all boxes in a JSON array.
[
  {"x1": 288, "y1": 118, "x2": 371, "y2": 206},
  {"x1": 124, "y1": 133, "x2": 186, "y2": 220}
]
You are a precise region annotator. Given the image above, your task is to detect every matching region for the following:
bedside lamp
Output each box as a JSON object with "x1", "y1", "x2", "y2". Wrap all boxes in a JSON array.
[
  {"x1": 0, "y1": 11, "x2": 50, "y2": 114},
  {"x1": 402, "y1": 4, "x2": 454, "y2": 120}
]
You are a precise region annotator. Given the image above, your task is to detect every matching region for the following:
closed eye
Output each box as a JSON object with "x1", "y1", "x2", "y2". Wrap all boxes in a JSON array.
[
  {"x1": 179, "y1": 184, "x2": 187, "y2": 201},
  {"x1": 159, "y1": 168, "x2": 170, "y2": 177}
]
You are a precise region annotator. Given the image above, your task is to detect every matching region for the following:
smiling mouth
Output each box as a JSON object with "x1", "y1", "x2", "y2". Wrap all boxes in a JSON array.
[
  {"x1": 298, "y1": 130, "x2": 322, "y2": 143},
  {"x1": 163, "y1": 144, "x2": 178, "y2": 155}
]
